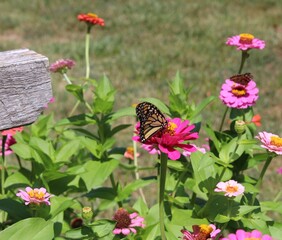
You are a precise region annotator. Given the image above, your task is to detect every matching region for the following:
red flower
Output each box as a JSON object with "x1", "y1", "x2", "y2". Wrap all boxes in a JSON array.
[
  {"x1": 77, "y1": 13, "x2": 105, "y2": 26},
  {"x1": 1, "y1": 126, "x2": 23, "y2": 136},
  {"x1": 251, "y1": 114, "x2": 261, "y2": 127}
]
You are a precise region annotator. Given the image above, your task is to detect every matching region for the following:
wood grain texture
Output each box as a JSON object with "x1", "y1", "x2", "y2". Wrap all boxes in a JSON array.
[{"x1": 0, "y1": 49, "x2": 53, "y2": 130}]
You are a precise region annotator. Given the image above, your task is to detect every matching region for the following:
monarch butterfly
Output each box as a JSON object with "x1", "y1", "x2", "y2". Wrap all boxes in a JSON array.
[
  {"x1": 230, "y1": 73, "x2": 253, "y2": 85},
  {"x1": 136, "y1": 102, "x2": 168, "y2": 143}
]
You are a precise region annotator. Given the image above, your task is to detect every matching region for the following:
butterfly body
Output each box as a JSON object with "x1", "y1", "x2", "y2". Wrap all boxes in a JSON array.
[
  {"x1": 230, "y1": 73, "x2": 253, "y2": 85},
  {"x1": 136, "y1": 102, "x2": 168, "y2": 143}
]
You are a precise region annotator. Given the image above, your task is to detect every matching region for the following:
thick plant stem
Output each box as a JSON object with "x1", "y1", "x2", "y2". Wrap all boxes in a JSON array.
[
  {"x1": 159, "y1": 152, "x2": 168, "y2": 240},
  {"x1": 85, "y1": 27, "x2": 91, "y2": 79}
]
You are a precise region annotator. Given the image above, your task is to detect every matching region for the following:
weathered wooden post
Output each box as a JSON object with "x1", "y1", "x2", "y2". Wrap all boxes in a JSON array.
[{"x1": 0, "y1": 49, "x2": 53, "y2": 130}]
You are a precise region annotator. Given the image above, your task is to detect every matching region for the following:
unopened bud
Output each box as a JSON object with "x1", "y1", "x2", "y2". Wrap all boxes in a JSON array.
[
  {"x1": 82, "y1": 207, "x2": 93, "y2": 221},
  {"x1": 235, "y1": 120, "x2": 246, "y2": 134}
]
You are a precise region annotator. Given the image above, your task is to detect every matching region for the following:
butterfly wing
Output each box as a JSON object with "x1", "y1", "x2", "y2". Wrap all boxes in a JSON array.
[
  {"x1": 136, "y1": 102, "x2": 168, "y2": 143},
  {"x1": 230, "y1": 73, "x2": 253, "y2": 85}
]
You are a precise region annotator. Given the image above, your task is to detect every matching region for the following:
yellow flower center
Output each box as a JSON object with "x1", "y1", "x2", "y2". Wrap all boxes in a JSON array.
[
  {"x1": 126, "y1": 147, "x2": 134, "y2": 155},
  {"x1": 226, "y1": 185, "x2": 238, "y2": 193},
  {"x1": 199, "y1": 224, "x2": 213, "y2": 235},
  {"x1": 87, "y1": 13, "x2": 98, "y2": 18},
  {"x1": 232, "y1": 85, "x2": 247, "y2": 96},
  {"x1": 244, "y1": 238, "x2": 260, "y2": 240},
  {"x1": 27, "y1": 189, "x2": 44, "y2": 200},
  {"x1": 165, "y1": 122, "x2": 177, "y2": 135},
  {"x1": 270, "y1": 136, "x2": 282, "y2": 147},
  {"x1": 239, "y1": 33, "x2": 254, "y2": 44}
]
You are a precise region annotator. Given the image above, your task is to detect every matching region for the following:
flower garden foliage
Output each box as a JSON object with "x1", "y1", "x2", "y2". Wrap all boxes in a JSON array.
[{"x1": 0, "y1": 13, "x2": 281, "y2": 240}]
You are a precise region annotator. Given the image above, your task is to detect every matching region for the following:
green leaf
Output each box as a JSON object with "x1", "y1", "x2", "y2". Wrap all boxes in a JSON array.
[
  {"x1": 110, "y1": 107, "x2": 136, "y2": 120},
  {"x1": 4, "y1": 171, "x2": 31, "y2": 189},
  {"x1": 190, "y1": 96, "x2": 216, "y2": 119},
  {"x1": 55, "y1": 114, "x2": 96, "y2": 127},
  {"x1": 0, "y1": 198, "x2": 30, "y2": 220},
  {"x1": 0, "y1": 218, "x2": 54, "y2": 240},
  {"x1": 10, "y1": 143, "x2": 32, "y2": 159},
  {"x1": 171, "y1": 208, "x2": 207, "y2": 226},
  {"x1": 139, "y1": 97, "x2": 170, "y2": 115},
  {"x1": 29, "y1": 137, "x2": 55, "y2": 161},
  {"x1": 31, "y1": 114, "x2": 54, "y2": 138},
  {"x1": 81, "y1": 137, "x2": 100, "y2": 158},
  {"x1": 219, "y1": 136, "x2": 245, "y2": 163},
  {"x1": 55, "y1": 139, "x2": 81, "y2": 163},
  {"x1": 79, "y1": 159, "x2": 119, "y2": 191},
  {"x1": 65, "y1": 84, "x2": 84, "y2": 102},
  {"x1": 48, "y1": 196, "x2": 77, "y2": 219},
  {"x1": 269, "y1": 222, "x2": 282, "y2": 240}
]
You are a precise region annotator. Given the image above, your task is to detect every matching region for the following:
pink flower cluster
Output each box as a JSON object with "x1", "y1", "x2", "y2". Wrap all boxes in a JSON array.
[
  {"x1": 220, "y1": 78, "x2": 259, "y2": 109},
  {"x1": 226, "y1": 33, "x2": 265, "y2": 51},
  {"x1": 221, "y1": 229, "x2": 272, "y2": 240},
  {"x1": 49, "y1": 59, "x2": 75, "y2": 74},
  {"x1": 134, "y1": 118, "x2": 198, "y2": 160}
]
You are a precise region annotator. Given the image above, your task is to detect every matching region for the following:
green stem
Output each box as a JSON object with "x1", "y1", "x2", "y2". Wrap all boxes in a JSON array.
[
  {"x1": 251, "y1": 155, "x2": 273, "y2": 205},
  {"x1": 238, "y1": 51, "x2": 249, "y2": 74},
  {"x1": 159, "y1": 152, "x2": 168, "y2": 240},
  {"x1": 109, "y1": 173, "x2": 122, "y2": 208},
  {"x1": 171, "y1": 170, "x2": 187, "y2": 198},
  {"x1": 85, "y1": 26, "x2": 91, "y2": 79},
  {"x1": 62, "y1": 73, "x2": 72, "y2": 84},
  {"x1": 68, "y1": 101, "x2": 80, "y2": 116},
  {"x1": 219, "y1": 107, "x2": 229, "y2": 131},
  {"x1": 1, "y1": 136, "x2": 7, "y2": 196},
  {"x1": 133, "y1": 139, "x2": 147, "y2": 205}
]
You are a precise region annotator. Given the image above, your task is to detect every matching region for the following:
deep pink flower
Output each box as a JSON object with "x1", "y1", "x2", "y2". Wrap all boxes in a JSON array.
[
  {"x1": 181, "y1": 224, "x2": 221, "y2": 240},
  {"x1": 113, "y1": 208, "x2": 145, "y2": 235},
  {"x1": 0, "y1": 134, "x2": 16, "y2": 156},
  {"x1": 124, "y1": 146, "x2": 140, "y2": 160},
  {"x1": 226, "y1": 33, "x2": 265, "y2": 51},
  {"x1": 133, "y1": 118, "x2": 199, "y2": 160},
  {"x1": 77, "y1": 13, "x2": 105, "y2": 26},
  {"x1": 221, "y1": 229, "x2": 272, "y2": 240},
  {"x1": 214, "y1": 180, "x2": 245, "y2": 197},
  {"x1": 277, "y1": 167, "x2": 282, "y2": 175},
  {"x1": 256, "y1": 132, "x2": 282, "y2": 155},
  {"x1": 49, "y1": 59, "x2": 75, "y2": 73},
  {"x1": 219, "y1": 78, "x2": 259, "y2": 109},
  {"x1": 16, "y1": 187, "x2": 53, "y2": 205}
]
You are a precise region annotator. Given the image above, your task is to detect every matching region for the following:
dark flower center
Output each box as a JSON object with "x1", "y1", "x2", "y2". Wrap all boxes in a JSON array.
[
  {"x1": 113, "y1": 208, "x2": 131, "y2": 228},
  {"x1": 231, "y1": 85, "x2": 247, "y2": 96}
]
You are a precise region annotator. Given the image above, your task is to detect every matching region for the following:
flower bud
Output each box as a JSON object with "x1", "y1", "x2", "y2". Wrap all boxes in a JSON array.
[
  {"x1": 82, "y1": 207, "x2": 93, "y2": 221},
  {"x1": 235, "y1": 120, "x2": 246, "y2": 134}
]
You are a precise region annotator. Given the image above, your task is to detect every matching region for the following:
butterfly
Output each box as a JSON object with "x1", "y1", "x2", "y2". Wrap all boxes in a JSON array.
[
  {"x1": 135, "y1": 102, "x2": 168, "y2": 143},
  {"x1": 230, "y1": 73, "x2": 253, "y2": 85}
]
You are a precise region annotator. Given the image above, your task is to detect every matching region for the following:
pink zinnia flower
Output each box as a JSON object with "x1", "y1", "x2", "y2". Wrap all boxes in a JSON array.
[
  {"x1": 183, "y1": 144, "x2": 209, "y2": 157},
  {"x1": 221, "y1": 229, "x2": 272, "y2": 240},
  {"x1": 256, "y1": 132, "x2": 282, "y2": 155},
  {"x1": 16, "y1": 187, "x2": 53, "y2": 205},
  {"x1": 226, "y1": 33, "x2": 265, "y2": 51},
  {"x1": 277, "y1": 167, "x2": 282, "y2": 175},
  {"x1": 77, "y1": 13, "x2": 105, "y2": 26},
  {"x1": 49, "y1": 59, "x2": 75, "y2": 74},
  {"x1": 1, "y1": 126, "x2": 23, "y2": 136},
  {"x1": 113, "y1": 208, "x2": 145, "y2": 236},
  {"x1": 0, "y1": 134, "x2": 16, "y2": 156},
  {"x1": 133, "y1": 118, "x2": 199, "y2": 160},
  {"x1": 214, "y1": 180, "x2": 245, "y2": 197},
  {"x1": 124, "y1": 146, "x2": 140, "y2": 160},
  {"x1": 181, "y1": 224, "x2": 221, "y2": 240},
  {"x1": 219, "y1": 77, "x2": 259, "y2": 109}
]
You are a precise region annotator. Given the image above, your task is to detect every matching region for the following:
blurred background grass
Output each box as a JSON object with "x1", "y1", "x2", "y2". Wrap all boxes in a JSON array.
[{"x1": 0, "y1": 0, "x2": 281, "y2": 204}]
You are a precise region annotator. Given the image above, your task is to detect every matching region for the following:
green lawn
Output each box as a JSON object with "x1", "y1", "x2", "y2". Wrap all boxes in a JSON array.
[{"x1": 1, "y1": 0, "x2": 281, "y2": 202}]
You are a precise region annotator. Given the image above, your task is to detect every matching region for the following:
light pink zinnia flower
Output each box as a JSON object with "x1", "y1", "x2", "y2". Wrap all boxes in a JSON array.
[
  {"x1": 183, "y1": 144, "x2": 208, "y2": 157},
  {"x1": 219, "y1": 78, "x2": 259, "y2": 109},
  {"x1": 181, "y1": 224, "x2": 221, "y2": 240},
  {"x1": 226, "y1": 33, "x2": 265, "y2": 51},
  {"x1": 124, "y1": 146, "x2": 140, "y2": 160},
  {"x1": 49, "y1": 59, "x2": 75, "y2": 73},
  {"x1": 0, "y1": 135, "x2": 16, "y2": 156},
  {"x1": 133, "y1": 118, "x2": 199, "y2": 160},
  {"x1": 221, "y1": 229, "x2": 272, "y2": 240},
  {"x1": 16, "y1": 187, "x2": 53, "y2": 205},
  {"x1": 256, "y1": 131, "x2": 282, "y2": 155},
  {"x1": 214, "y1": 180, "x2": 245, "y2": 197},
  {"x1": 113, "y1": 208, "x2": 145, "y2": 236}
]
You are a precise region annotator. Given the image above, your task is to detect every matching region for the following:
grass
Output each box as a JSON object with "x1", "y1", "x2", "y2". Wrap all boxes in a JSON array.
[{"x1": 0, "y1": 0, "x2": 281, "y2": 202}]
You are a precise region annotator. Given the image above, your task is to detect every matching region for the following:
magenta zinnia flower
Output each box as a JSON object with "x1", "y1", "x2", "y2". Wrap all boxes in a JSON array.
[
  {"x1": 226, "y1": 33, "x2": 265, "y2": 51},
  {"x1": 214, "y1": 180, "x2": 245, "y2": 197},
  {"x1": 219, "y1": 77, "x2": 259, "y2": 109},
  {"x1": 49, "y1": 59, "x2": 75, "y2": 73},
  {"x1": 133, "y1": 118, "x2": 199, "y2": 160},
  {"x1": 221, "y1": 229, "x2": 272, "y2": 240},
  {"x1": 181, "y1": 224, "x2": 221, "y2": 240},
  {"x1": 256, "y1": 131, "x2": 282, "y2": 155},
  {"x1": 113, "y1": 208, "x2": 145, "y2": 236},
  {"x1": 16, "y1": 187, "x2": 53, "y2": 205},
  {"x1": 0, "y1": 135, "x2": 16, "y2": 156}
]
